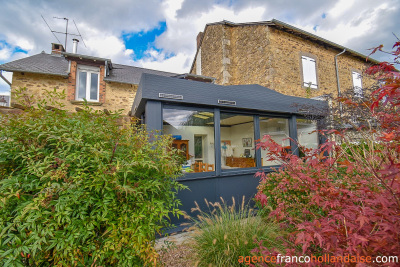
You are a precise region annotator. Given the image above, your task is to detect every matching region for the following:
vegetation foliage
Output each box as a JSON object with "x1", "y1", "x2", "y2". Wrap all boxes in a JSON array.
[
  {"x1": 190, "y1": 196, "x2": 285, "y2": 266},
  {"x1": 0, "y1": 88, "x2": 185, "y2": 266},
  {"x1": 253, "y1": 42, "x2": 400, "y2": 266}
]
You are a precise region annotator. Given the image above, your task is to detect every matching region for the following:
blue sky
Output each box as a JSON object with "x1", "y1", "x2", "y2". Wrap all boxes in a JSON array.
[
  {"x1": 0, "y1": 0, "x2": 399, "y2": 94},
  {"x1": 122, "y1": 21, "x2": 168, "y2": 61}
]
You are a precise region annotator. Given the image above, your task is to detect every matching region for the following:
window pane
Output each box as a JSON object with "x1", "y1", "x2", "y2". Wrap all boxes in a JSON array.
[
  {"x1": 90, "y1": 73, "x2": 99, "y2": 100},
  {"x1": 77, "y1": 71, "x2": 87, "y2": 99},
  {"x1": 220, "y1": 113, "x2": 255, "y2": 169},
  {"x1": 302, "y1": 56, "x2": 317, "y2": 88},
  {"x1": 297, "y1": 119, "x2": 319, "y2": 155},
  {"x1": 259, "y1": 117, "x2": 290, "y2": 166},
  {"x1": 163, "y1": 108, "x2": 215, "y2": 173}
]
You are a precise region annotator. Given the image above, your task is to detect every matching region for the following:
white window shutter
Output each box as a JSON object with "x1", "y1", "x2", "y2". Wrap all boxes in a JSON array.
[
  {"x1": 302, "y1": 56, "x2": 317, "y2": 88},
  {"x1": 352, "y1": 71, "x2": 363, "y2": 97}
]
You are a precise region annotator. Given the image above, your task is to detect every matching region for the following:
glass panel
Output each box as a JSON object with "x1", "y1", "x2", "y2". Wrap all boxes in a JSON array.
[
  {"x1": 259, "y1": 117, "x2": 290, "y2": 166},
  {"x1": 163, "y1": 108, "x2": 215, "y2": 173},
  {"x1": 77, "y1": 71, "x2": 87, "y2": 99},
  {"x1": 297, "y1": 119, "x2": 319, "y2": 156},
  {"x1": 302, "y1": 56, "x2": 317, "y2": 88},
  {"x1": 90, "y1": 73, "x2": 99, "y2": 100},
  {"x1": 220, "y1": 113, "x2": 255, "y2": 169}
]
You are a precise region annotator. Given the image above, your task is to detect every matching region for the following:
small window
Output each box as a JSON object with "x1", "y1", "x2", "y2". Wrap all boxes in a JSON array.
[
  {"x1": 352, "y1": 71, "x2": 363, "y2": 97},
  {"x1": 76, "y1": 66, "x2": 99, "y2": 101},
  {"x1": 301, "y1": 56, "x2": 318, "y2": 89}
]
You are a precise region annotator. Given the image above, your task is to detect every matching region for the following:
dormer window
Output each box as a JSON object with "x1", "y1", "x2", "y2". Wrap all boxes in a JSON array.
[{"x1": 76, "y1": 65, "x2": 100, "y2": 101}]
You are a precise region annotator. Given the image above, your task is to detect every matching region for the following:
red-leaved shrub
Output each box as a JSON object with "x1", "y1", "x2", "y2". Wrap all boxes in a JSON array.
[{"x1": 253, "y1": 42, "x2": 400, "y2": 266}]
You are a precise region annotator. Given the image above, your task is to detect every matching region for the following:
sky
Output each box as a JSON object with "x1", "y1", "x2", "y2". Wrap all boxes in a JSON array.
[{"x1": 0, "y1": 0, "x2": 399, "y2": 94}]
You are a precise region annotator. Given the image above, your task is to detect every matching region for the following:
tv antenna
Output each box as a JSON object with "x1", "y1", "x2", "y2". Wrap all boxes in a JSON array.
[{"x1": 41, "y1": 15, "x2": 87, "y2": 51}]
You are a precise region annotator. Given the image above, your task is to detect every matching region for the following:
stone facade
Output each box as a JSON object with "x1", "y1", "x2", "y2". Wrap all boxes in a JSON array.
[
  {"x1": 192, "y1": 23, "x2": 376, "y2": 99},
  {"x1": 11, "y1": 72, "x2": 137, "y2": 114}
]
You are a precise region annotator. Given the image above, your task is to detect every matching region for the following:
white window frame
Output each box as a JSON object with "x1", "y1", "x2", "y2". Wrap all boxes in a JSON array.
[
  {"x1": 301, "y1": 56, "x2": 318, "y2": 89},
  {"x1": 352, "y1": 71, "x2": 363, "y2": 98},
  {"x1": 76, "y1": 65, "x2": 100, "y2": 102}
]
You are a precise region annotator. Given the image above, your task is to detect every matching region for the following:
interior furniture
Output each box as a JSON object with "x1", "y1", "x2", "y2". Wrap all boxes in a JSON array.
[
  {"x1": 225, "y1": 157, "x2": 255, "y2": 168},
  {"x1": 193, "y1": 162, "x2": 215, "y2": 172},
  {"x1": 172, "y1": 140, "x2": 189, "y2": 160}
]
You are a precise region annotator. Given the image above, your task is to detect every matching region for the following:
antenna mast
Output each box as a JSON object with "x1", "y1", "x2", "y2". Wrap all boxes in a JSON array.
[{"x1": 41, "y1": 15, "x2": 87, "y2": 51}]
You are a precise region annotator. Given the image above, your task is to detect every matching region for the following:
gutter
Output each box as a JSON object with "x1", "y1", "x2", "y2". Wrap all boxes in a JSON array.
[{"x1": 0, "y1": 70, "x2": 11, "y2": 86}]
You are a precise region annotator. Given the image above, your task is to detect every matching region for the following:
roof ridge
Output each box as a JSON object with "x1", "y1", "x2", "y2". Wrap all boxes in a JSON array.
[{"x1": 111, "y1": 62, "x2": 178, "y2": 75}]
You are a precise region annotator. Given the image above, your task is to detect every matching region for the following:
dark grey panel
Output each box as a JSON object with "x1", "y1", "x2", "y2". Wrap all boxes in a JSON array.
[
  {"x1": 289, "y1": 115, "x2": 299, "y2": 156},
  {"x1": 133, "y1": 73, "x2": 328, "y2": 117},
  {"x1": 145, "y1": 101, "x2": 162, "y2": 132},
  {"x1": 172, "y1": 173, "x2": 261, "y2": 226}
]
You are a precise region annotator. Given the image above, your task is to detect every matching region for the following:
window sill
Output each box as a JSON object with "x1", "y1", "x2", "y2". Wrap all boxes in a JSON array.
[
  {"x1": 70, "y1": 100, "x2": 102, "y2": 106},
  {"x1": 176, "y1": 166, "x2": 278, "y2": 181}
]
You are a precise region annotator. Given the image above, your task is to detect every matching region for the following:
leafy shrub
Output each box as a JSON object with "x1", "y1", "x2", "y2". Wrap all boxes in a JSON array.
[
  {"x1": 190, "y1": 197, "x2": 285, "y2": 266},
  {"x1": 0, "y1": 88, "x2": 186, "y2": 266},
  {"x1": 253, "y1": 42, "x2": 400, "y2": 265}
]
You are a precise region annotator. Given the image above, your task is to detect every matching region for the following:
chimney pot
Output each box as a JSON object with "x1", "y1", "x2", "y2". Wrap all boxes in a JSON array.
[{"x1": 72, "y1": 39, "x2": 79, "y2": 54}]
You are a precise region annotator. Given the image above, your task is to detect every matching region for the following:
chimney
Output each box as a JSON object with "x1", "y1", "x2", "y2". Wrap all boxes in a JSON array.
[
  {"x1": 72, "y1": 39, "x2": 79, "y2": 54},
  {"x1": 196, "y1": 32, "x2": 203, "y2": 50},
  {"x1": 51, "y1": 43, "x2": 65, "y2": 55}
]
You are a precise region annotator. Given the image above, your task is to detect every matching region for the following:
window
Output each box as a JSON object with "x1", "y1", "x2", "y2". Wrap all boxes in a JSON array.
[
  {"x1": 301, "y1": 56, "x2": 318, "y2": 89},
  {"x1": 352, "y1": 71, "x2": 363, "y2": 97},
  {"x1": 297, "y1": 119, "x2": 319, "y2": 156},
  {"x1": 220, "y1": 113, "x2": 255, "y2": 169},
  {"x1": 163, "y1": 108, "x2": 215, "y2": 173},
  {"x1": 76, "y1": 66, "x2": 99, "y2": 101},
  {"x1": 259, "y1": 117, "x2": 290, "y2": 166}
]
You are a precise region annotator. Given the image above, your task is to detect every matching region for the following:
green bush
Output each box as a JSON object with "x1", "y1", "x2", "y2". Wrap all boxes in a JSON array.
[
  {"x1": 0, "y1": 88, "x2": 186, "y2": 266},
  {"x1": 190, "y1": 197, "x2": 285, "y2": 266}
]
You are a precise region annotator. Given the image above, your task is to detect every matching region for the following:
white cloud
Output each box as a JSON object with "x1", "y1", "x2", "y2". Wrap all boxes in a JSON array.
[
  {"x1": 138, "y1": 51, "x2": 190, "y2": 73},
  {"x1": 0, "y1": 0, "x2": 399, "y2": 77},
  {"x1": 0, "y1": 47, "x2": 12, "y2": 61}
]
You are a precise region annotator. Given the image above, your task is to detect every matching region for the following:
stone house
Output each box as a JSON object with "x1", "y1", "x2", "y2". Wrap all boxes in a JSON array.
[
  {"x1": 0, "y1": 42, "x2": 179, "y2": 114},
  {"x1": 190, "y1": 19, "x2": 378, "y2": 99}
]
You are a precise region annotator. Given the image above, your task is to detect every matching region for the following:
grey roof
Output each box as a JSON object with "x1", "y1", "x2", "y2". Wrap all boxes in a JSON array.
[
  {"x1": 0, "y1": 52, "x2": 178, "y2": 84},
  {"x1": 132, "y1": 73, "x2": 328, "y2": 117},
  {"x1": 0, "y1": 52, "x2": 69, "y2": 76},
  {"x1": 104, "y1": 63, "x2": 177, "y2": 84}
]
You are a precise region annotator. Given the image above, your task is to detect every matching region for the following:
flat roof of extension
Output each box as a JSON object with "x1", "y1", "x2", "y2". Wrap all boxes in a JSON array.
[{"x1": 132, "y1": 73, "x2": 328, "y2": 117}]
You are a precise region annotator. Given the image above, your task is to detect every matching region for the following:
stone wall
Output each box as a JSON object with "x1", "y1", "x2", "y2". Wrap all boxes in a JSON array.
[
  {"x1": 192, "y1": 24, "x2": 224, "y2": 84},
  {"x1": 193, "y1": 23, "x2": 376, "y2": 99},
  {"x1": 267, "y1": 27, "x2": 375, "y2": 98},
  {"x1": 11, "y1": 72, "x2": 137, "y2": 114}
]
